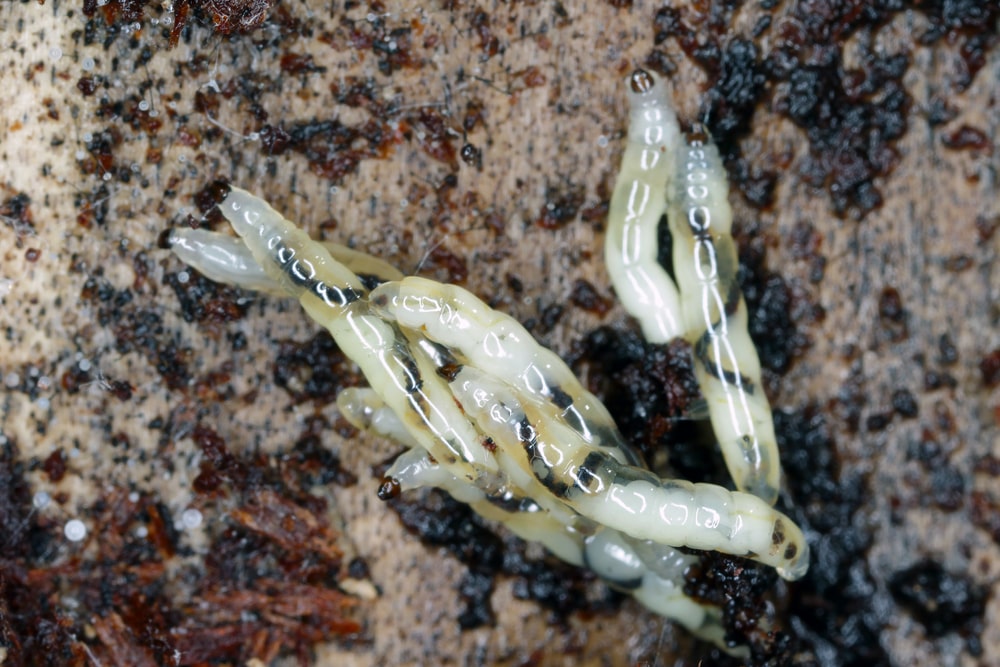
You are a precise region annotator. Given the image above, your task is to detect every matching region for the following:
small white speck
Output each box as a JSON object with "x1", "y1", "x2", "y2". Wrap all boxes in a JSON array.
[
  {"x1": 78, "y1": 359, "x2": 92, "y2": 372},
  {"x1": 177, "y1": 270, "x2": 190, "y2": 284},
  {"x1": 37, "y1": 376, "x2": 52, "y2": 391},
  {"x1": 82, "y1": 57, "x2": 95, "y2": 71},
  {"x1": 366, "y1": 12, "x2": 377, "y2": 22},
  {"x1": 181, "y1": 508, "x2": 202, "y2": 529},
  {"x1": 49, "y1": 46, "x2": 63, "y2": 61},
  {"x1": 4, "y1": 373, "x2": 19, "y2": 388},
  {"x1": 33, "y1": 491, "x2": 51, "y2": 509},
  {"x1": 102, "y1": 173, "x2": 112, "y2": 181},
  {"x1": 135, "y1": 525, "x2": 148, "y2": 538},
  {"x1": 400, "y1": 199, "x2": 409, "y2": 208},
  {"x1": 597, "y1": 135, "x2": 609, "y2": 148},
  {"x1": 178, "y1": 154, "x2": 186, "y2": 163},
  {"x1": 36, "y1": 397, "x2": 50, "y2": 410},
  {"x1": 75, "y1": 150, "x2": 85, "y2": 160},
  {"x1": 148, "y1": 109, "x2": 159, "y2": 118},
  {"x1": 128, "y1": 491, "x2": 139, "y2": 502},
  {"x1": 82, "y1": 132, "x2": 92, "y2": 143},
  {"x1": 138, "y1": 100, "x2": 149, "y2": 111},
  {"x1": 64, "y1": 519, "x2": 87, "y2": 542}
]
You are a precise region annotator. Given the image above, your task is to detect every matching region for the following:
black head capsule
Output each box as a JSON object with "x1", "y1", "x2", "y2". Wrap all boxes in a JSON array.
[
  {"x1": 629, "y1": 68, "x2": 656, "y2": 95},
  {"x1": 377, "y1": 477, "x2": 402, "y2": 500},
  {"x1": 686, "y1": 123, "x2": 711, "y2": 145}
]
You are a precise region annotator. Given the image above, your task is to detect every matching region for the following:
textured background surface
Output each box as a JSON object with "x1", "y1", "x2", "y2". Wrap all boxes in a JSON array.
[{"x1": 1, "y1": 1, "x2": 998, "y2": 665}]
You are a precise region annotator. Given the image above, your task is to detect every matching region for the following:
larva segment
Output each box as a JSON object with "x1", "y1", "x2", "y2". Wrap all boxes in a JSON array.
[
  {"x1": 667, "y1": 136, "x2": 781, "y2": 505},
  {"x1": 450, "y1": 362, "x2": 809, "y2": 580},
  {"x1": 169, "y1": 228, "x2": 288, "y2": 295},
  {"x1": 169, "y1": 175, "x2": 811, "y2": 652},
  {"x1": 169, "y1": 227, "x2": 404, "y2": 298},
  {"x1": 604, "y1": 68, "x2": 684, "y2": 343},
  {"x1": 369, "y1": 277, "x2": 644, "y2": 467},
  {"x1": 605, "y1": 71, "x2": 785, "y2": 507},
  {"x1": 336, "y1": 387, "x2": 421, "y2": 449},
  {"x1": 584, "y1": 530, "x2": 732, "y2": 651},
  {"x1": 220, "y1": 186, "x2": 368, "y2": 311},
  {"x1": 350, "y1": 368, "x2": 734, "y2": 643},
  {"x1": 177, "y1": 187, "x2": 499, "y2": 478},
  {"x1": 346, "y1": 390, "x2": 592, "y2": 566}
]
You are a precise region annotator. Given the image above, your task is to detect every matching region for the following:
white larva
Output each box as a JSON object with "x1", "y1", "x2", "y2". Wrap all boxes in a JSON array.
[
  {"x1": 605, "y1": 70, "x2": 782, "y2": 506},
  {"x1": 604, "y1": 69, "x2": 684, "y2": 343},
  {"x1": 168, "y1": 67, "x2": 811, "y2": 648},
  {"x1": 666, "y1": 134, "x2": 781, "y2": 503}
]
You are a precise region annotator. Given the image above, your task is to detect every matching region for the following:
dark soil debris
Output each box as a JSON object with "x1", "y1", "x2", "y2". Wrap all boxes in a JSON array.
[
  {"x1": 889, "y1": 560, "x2": 985, "y2": 650},
  {"x1": 736, "y1": 223, "x2": 809, "y2": 375},
  {"x1": 388, "y1": 488, "x2": 614, "y2": 629},
  {"x1": 683, "y1": 553, "x2": 791, "y2": 664},
  {"x1": 165, "y1": 269, "x2": 249, "y2": 326},
  {"x1": 536, "y1": 182, "x2": 587, "y2": 230},
  {"x1": 80, "y1": 271, "x2": 195, "y2": 392},
  {"x1": 339, "y1": 12, "x2": 422, "y2": 74},
  {"x1": 273, "y1": 332, "x2": 364, "y2": 405},
  {"x1": 260, "y1": 117, "x2": 399, "y2": 183},
  {"x1": 970, "y1": 491, "x2": 1000, "y2": 545},
  {"x1": 891, "y1": 388, "x2": 918, "y2": 418},
  {"x1": 776, "y1": 406, "x2": 892, "y2": 666},
  {"x1": 979, "y1": 348, "x2": 1000, "y2": 387},
  {"x1": 569, "y1": 279, "x2": 612, "y2": 316},
  {"x1": 404, "y1": 107, "x2": 460, "y2": 169},
  {"x1": 928, "y1": 465, "x2": 966, "y2": 512},
  {"x1": 0, "y1": 192, "x2": 35, "y2": 244},
  {"x1": 941, "y1": 124, "x2": 991, "y2": 151},
  {"x1": 653, "y1": 0, "x2": 998, "y2": 218},
  {"x1": 0, "y1": 433, "x2": 360, "y2": 667},
  {"x1": 877, "y1": 286, "x2": 908, "y2": 343},
  {"x1": 571, "y1": 328, "x2": 709, "y2": 476}
]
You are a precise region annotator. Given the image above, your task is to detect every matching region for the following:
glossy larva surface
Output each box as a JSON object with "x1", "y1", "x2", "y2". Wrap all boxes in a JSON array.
[
  {"x1": 606, "y1": 70, "x2": 783, "y2": 506},
  {"x1": 168, "y1": 70, "x2": 809, "y2": 651}
]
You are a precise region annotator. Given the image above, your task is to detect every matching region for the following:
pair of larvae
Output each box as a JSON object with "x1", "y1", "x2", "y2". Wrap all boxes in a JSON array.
[{"x1": 169, "y1": 69, "x2": 808, "y2": 649}]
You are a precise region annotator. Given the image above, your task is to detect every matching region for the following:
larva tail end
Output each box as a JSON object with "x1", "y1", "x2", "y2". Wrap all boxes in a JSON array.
[
  {"x1": 216, "y1": 184, "x2": 287, "y2": 240},
  {"x1": 776, "y1": 538, "x2": 810, "y2": 582}
]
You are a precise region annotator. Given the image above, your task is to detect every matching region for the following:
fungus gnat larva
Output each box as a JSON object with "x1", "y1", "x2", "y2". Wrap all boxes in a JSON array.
[
  {"x1": 167, "y1": 70, "x2": 809, "y2": 651},
  {"x1": 606, "y1": 69, "x2": 782, "y2": 506}
]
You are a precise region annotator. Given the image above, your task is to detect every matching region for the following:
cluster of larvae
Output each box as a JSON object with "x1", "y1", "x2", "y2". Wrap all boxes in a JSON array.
[{"x1": 169, "y1": 69, "x2": 808, "y2": 651}]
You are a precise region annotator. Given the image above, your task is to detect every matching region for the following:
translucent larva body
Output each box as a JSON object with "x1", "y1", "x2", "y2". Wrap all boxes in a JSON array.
[
  {"x1": 605, "y1": 70, "x2": 684, "y2": 342},
  {"x1": 168, "y1": 69, "x2": 809, "y2": 648},
  {"x1": 605, "y1": 70, "x2": 783, "y2": 506},
  {"x1": 666, "y1": 134, "x2": 780, "y2": 503}
]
